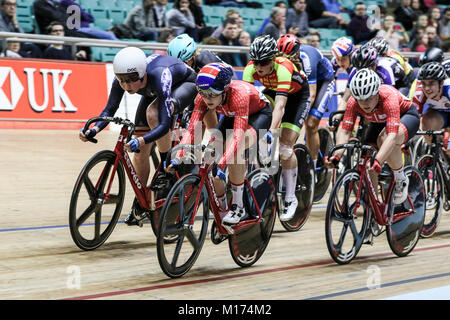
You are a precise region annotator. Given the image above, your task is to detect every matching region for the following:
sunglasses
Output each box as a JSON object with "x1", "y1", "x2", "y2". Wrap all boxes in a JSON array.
[
  {"x1": 197, "y1": 88, "x2": 221, "y2": 98},
  {"x1": 253, "y1": 59, "x2": 272, "y2": 66},
  {"x1": 116, "y1": 73, "x2": 141, "y2": 84}
]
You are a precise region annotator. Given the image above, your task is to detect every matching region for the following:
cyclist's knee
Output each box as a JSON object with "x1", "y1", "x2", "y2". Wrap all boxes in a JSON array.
[
  {"x1": 279, "y1": 142, "x2": 294, "y2": 160},
  {"x1": 305, "y1": 116, "x2": 320, "y2": 132}
]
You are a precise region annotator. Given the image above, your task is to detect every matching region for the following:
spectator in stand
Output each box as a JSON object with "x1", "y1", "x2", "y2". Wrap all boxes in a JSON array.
[
  {"x1": 124, "y1": 0, "x2": 163, "y2": 41},
  {"x1": 0, "y1": 0, "x2": 43, "y2": 57},
  {"x1": 167, "y1": 0, "x2": 198, "y2": 40},
  {"x1": 0, "y1": 41, "x2": 21, "y2": 57},
  {"x1": 346, "y1": 2, "x2": 379, "y2": 44},
  {"x1": 154, "y1": 0, "x2": 169, "y2": 28},
  {"x1": 410, "y1": 13, "x2": 429, "y2": 43},
  {"x1": 376, "y1": 14, "x2": 410, "y2": 51},
  {"x1": 217, "y1": 17, "x2": 246, "y2": 66},
  {"x1": 412, "y1": 31, "x2": 429, "y2": 52},
  {"x1": 211, "y1": 9, "x2": 243, "y2": 38},
  {"x1": 285, "y1": 0, "x2": 310, "y2": 37},
  {"x1": 394, "y1": 0, "x2": 418, "y2": 31},
  {"x1": 43, "y1": 21, "x2": 87, "y2": 60},
  {"x1": 321, "y1": 0, "x2": 349, "y2": 28},
  {"x1": 238, "y1": 30, "x2": 251, "y2": 64},
  {"x1": 306, "y1": 0, "x2": 341, "y2": 29},
  {"x1": 411, "y1": 0, "x2": 425, "y2": 15},
  {"x1": 427, "y1": 5, "x2": 441, "y2": 33},
  {"x1": 261, "y1": 6, "x2": 286, "y2": 40},
  {"x1": 189, "y1": 0, "x2": 214, "y2": 41},
  {"x1": 440, "y1": 8, "x2": 450, "y2": 42},
  {"x1": 306, "y1": 32, "x2": 320, "y2": 48},
  {"x1": 59, "y1": 0, "x2": 118, "y2": 40},
  {"x1": 426, "y1": 25, "x2": 442, "y2": 47},
  {"x1": 258, "y1": 1, "x2": 287, "y2": 35},
  {"x1": 153, "y1": 29, "x2": 176, "y2": 55}
]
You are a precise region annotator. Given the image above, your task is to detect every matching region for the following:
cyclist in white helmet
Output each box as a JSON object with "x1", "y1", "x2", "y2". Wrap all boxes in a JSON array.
[
  {"x1": 79, "y1": 46, "x2": 198, "y2": 226},
  {"x1": 325, "y1": 68, "x2": 420, "y2": 204}
]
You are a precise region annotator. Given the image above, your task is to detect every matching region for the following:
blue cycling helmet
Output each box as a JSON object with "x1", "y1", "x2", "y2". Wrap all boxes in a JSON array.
[
  {"x1": 196, "y1": 63, "x2": 234, "y2": 95},
  {"x1": 167, "y1": 34, "x2": 197, "y2": 61},
  {"x1": 331, "y1": 37, "x2": 354, "y2": 59}
]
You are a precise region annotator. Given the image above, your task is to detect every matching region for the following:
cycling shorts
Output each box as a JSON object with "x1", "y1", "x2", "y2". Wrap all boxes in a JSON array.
[
  {"x1": 134, "y1": 82, "x2": 197, "y2": 128},
  {"x1": 363, "y1": 105, "x2": 420, "y2": 144},
  {"x1": 308, "y1": 77, "x2": 335, "y2": 120},
  {"x1": 263, "y1": 88, "x2": 311, "y2": 134}
]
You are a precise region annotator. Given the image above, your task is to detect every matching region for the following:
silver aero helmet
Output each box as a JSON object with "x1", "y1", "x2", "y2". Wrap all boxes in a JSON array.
[
  {"x1": 113, "y1": 47, "x2": 147, "y2": 80},
  {"x1": 349, "y1": 68, "x2": 381, "y2": 100}
]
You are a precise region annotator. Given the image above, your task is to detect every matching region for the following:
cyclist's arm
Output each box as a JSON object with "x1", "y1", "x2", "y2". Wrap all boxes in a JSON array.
[
  {"x1": 270, "y1": 95, "x2": 288, "y2": 130},
  {"x1": 309, "y1": 83, "x2": 317, "y2": 107}
]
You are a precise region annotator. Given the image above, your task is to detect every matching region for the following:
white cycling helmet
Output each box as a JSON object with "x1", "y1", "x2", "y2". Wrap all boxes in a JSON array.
[
  {"x1": 349, "y1": 68, "x2": 381, "y2": 100},
  {"x1": 113, "y1": 47, "x2": 147, "y2": 79}
]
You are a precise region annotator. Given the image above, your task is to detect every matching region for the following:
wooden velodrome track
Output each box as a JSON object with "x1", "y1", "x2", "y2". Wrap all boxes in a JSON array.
[{"x1": 1, "y1": 128, "x2": 450, "y2": 301}]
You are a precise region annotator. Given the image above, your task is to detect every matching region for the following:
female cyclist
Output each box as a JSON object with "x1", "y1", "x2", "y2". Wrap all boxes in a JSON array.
[
  {"x1": 242, "y1": 35, "x2": 310, "y2": 221},
  {"x1": 325, "y1": 68, "x2": 420, "y2": 204},
  {"x1": 167, "y1": 63, "x2": 272, "y2": 226}
]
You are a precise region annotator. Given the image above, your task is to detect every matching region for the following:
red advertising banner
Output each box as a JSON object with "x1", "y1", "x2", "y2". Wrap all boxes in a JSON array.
[{"x1": 0, "y1": 58, "x2": 108, "y2": 129}]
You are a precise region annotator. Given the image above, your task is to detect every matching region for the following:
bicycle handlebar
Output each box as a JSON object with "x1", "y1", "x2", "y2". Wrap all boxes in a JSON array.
[
  {"x1": 416, "y1": 130, "x2": 445, "y2": 136},
  {"x1": 82, "y1": 116, "x2": 136, "y2": 144},
  {"x1": 328, "y1": 142, "x2": 378, "y2": 166},
  {"x1": 328, "y1": 110, "x2": 346, "y2": 128}
]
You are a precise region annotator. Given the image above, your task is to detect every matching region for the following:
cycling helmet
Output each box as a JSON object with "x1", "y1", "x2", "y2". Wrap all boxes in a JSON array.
[
  {"x1": 418, "y1": 62, "x2": 446, "y2": 81},
  {"x1": 443, "y1": 59, "x2": 450, "y2": 78},
  {"x1": 167, "y1": 33, "x2": 197, "y2": 61},
  {"x1": 249, "y1": 35, "x2": 278, "y2": 61},
  {"x1": 196, "y1": 63, "x2": 234, "y2": 95},
  {"x1": 419, "y1": 47, "x2": 444, "y2": 66},
  {"x1": 349, "y1": 68, "x2": 381, "y2": 100},
  {"x1": 351, "y1": 45, "x2": 378, "y2": 69},
  {"x1": 331, "y1": 37, "x2": 354, "y2": 59},
  {"x1": 277, "y1": 33, "x2": 301, "y2": 57},
  {"x1": 368, "y1": 37, "x2": 389, "y2": 56},
  {"x1": 113, "y1": 46, "x2": 147, "y2": 79}
]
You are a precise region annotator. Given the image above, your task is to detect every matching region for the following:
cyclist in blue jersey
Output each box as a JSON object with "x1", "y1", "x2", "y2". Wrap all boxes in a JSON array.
[
  {"x1": 328, "y1": 36, "x2": 355, "y2": 130},
  {"x1": 79, "y1": 46, "x2": 198, "y2": 226},
  {"x1": 277, "y1": 33, "x2": 335, "y2": 172}
]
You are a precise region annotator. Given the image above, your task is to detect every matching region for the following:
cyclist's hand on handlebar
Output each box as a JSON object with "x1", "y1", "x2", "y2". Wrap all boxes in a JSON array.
[
  {"x1": 125, "y1": 137, "x2": 141, "y2": 152},
  {"x1": 324, "y1": 155, "x2": 340, "y2": 169},
  {"x1": 212, "y1": 166, "x2": 226, "y2": 181},
  {"x1": 328, "y1": 114, "x2": 343, "y2": 132},
  {"x1": 165, "y1": 158, "x2": 180, "y2": 174},
  {"x1": 263, "y1": 130, "x2": 273, "y2": 144},
  {"x1": 79, "y1": 128, "x2": 97, "y2": 142}
]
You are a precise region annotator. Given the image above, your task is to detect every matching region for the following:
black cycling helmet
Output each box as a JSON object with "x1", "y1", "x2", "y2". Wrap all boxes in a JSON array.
[
  {"x1": 418, "y1": 62, "x2": 446, "y2": 81},
  {"x1": 368, "y1": 37, "x2": 389, "y2": 56},
  {"x1": 249, "y1": 35, "x2": 278, "y2": 61},
  {"x1": 351, "y1": 45, "x2": 378, "y2": 69},
  {"x1": 419, "y1": 47, "x2": 444, "y2": 66}
]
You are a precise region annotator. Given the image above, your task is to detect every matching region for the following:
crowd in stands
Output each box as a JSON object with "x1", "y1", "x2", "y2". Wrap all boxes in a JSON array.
[{"x1": 0, "y1": 0, "x2": 448, "y2": 64}]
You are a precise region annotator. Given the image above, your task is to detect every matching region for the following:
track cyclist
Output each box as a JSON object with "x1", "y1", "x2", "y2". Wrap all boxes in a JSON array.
[
  {"x1": 328, "y1": 36, "x2": 355, "y2": 130},
  {"x1": 166, "y1": 63, "x2": 272, "y2": 226},
  {"x1": 242, "y1": 34, "x2": 310, "y2": 221},
  {"x1": 79, "y1": 47, "x2": 197, "y2": 226},
  {"x1": 277, "y1": 33, "x2": 335, "y2": 175},
  {"x1": 412, "y1": 62, "x2": 450, "y2": 146},
  {"x1": 324, "y1": 68, "x2": 420, "y2": 205}
]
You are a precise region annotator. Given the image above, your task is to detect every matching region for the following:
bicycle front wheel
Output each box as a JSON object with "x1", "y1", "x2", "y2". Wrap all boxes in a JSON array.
[
  {"x1": 69, "y1": 150, "x2": 125, "y2": 251},
  {"x1": 325, "y1": 169, "x2": 370, "y2": 264},
  {"x1": 416, "y1": 155, "x2": 444, "y2": 237},
  {"x1": 386, "y1": 166, "x2": 425, "y2": 257},
  {"x1": 156, "y1": 173, "x2": 209, "y2": 278}
]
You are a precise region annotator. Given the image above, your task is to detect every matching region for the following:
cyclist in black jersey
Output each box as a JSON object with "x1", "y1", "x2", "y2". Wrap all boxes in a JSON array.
[{"x1": 79, "y1": 47, "x2": 197, "y2": 226}]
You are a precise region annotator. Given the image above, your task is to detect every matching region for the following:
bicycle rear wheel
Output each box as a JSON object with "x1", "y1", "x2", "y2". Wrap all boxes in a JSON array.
[
  {"x1": 314, "y1": 127, "x2": 334, "y2": 203},
  {"x1": 416, "y1": 155, "x2": 444, "y2": 237},
  {"x1": 386, "y1": 166, "x2": 425, "y2": 257},
  {"x1": 325, "y1": 169, "x2": 370, "y2": 264},
  {"x1": 277, "y1": 143, "x2": 314, "y2": 231},
  {"x1": 156, "y1": 173, "x2": 209, "y2": 278},
  {"x1": 228, "y1": 168, "x2": 276, "y2": 267},
  {"x1": 69, "y1": 150, "x2": 125, "y2": 251}
]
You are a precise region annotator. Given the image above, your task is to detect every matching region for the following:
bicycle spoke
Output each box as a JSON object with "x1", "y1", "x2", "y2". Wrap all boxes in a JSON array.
[
  {"x1": 83, "y1": 175, "x2": 97, "y2": 198},
  {"x1": 94, "y1": 209, "x2": 102, "y2": 241},
  {"x1": 96, "y1": 162, "x2": 113, "y2": 192},
  {"x1": 185, "y1": 228, "x2": 201, "y2": 250},
  {"x1": 76, "y1": 203, "x2": 97, "y2": 227},
  {"x1": 104, "y1": 194, "x2": 121, "y2": 204},
  {"x1": 336, "y1": 222, "x2": 349, "y2": 249},
  {"x1": 171, "y1": 234, "x2": 186, "y2": 267}
]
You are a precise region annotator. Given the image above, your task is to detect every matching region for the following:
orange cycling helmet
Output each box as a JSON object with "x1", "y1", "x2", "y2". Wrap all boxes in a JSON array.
[{"x1": 277, "y1": 33, "x2": 301, "y2": 57}]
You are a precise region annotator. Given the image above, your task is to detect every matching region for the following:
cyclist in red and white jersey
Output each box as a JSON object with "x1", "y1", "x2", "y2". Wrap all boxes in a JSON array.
[
  {"x1": 325, "y1": 68, "x2": 420, "y2": 204},
  {"x1": 167, "y1": 63, "x2": 272, "y2": 226},
  {"x1": 412, "y1": 62, "x2": 450, "y2": 145}
]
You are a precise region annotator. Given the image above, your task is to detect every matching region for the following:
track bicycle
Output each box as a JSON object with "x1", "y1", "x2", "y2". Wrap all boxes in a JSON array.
[
  {"x1": 325, "y1": 142, "x2": 426, "y2": 264},
  {"x1": 415, "y1": 130, "x2": 450, "y2": 237},
  {"x1": 156, "y1": 143, "x2": 277, "y2": 278},
  {"x1": 69, "y1": 116, "x2": 185, "y2": 251}
]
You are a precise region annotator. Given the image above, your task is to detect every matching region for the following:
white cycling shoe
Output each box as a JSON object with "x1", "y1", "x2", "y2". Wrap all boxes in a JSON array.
[
  {"x1": 279, "y1": 197, "x2": 298, "y2": 221},
  {"x1": 222, "y1": 204, "x2": 246, "y2": 226},
  {"x1": 393, "y1": 177, "x2": 409, "y2": 205}
]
